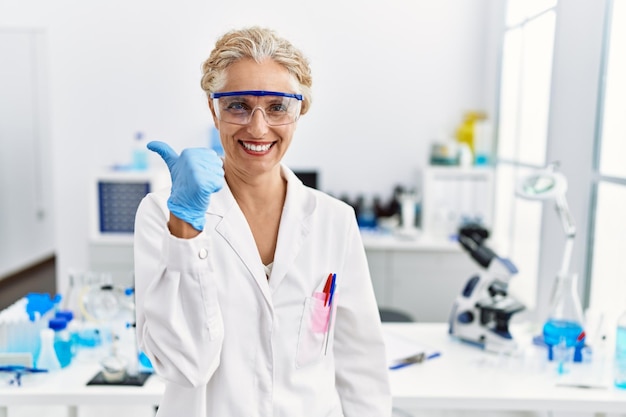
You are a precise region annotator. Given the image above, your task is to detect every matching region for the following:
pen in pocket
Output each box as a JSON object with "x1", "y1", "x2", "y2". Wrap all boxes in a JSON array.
[
  {"x1": 322, "y1": 273, "x2": 333, "y2": 306},
  {"x1": 324, "y1": 273, "x2": 336, "y2": 355}
]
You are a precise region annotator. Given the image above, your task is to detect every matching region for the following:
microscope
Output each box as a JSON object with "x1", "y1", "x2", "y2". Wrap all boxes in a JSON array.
[{"x1": 448, "y1": 223, "x2": 525, "y2": 352}]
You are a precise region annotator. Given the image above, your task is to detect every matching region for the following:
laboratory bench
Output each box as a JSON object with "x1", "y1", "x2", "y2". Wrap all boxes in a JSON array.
[
  {"x1": 386, "y1": 323, "x2": 626, "y2": 416},
  {"x1": 2, "y1": 323, "x2": 625, "y2": 417},
  {"x1": 0, "y1": 356, "x2": 163, "y2": 417}
]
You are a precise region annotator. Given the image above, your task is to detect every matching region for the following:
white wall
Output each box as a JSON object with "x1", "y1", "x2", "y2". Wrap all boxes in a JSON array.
[{"x1": 0, "y1": 0, "x2": 497, "y2": 295}]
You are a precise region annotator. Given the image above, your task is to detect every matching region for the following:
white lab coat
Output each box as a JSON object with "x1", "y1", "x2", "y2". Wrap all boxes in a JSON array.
[{"x1": 134, "y1": 165, "x2": 391, "y2": 417}]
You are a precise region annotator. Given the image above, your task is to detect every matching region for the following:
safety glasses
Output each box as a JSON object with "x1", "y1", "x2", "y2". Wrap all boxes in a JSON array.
[{"x1": 210, "y1": 90, "x2": 303, "y2": 126}]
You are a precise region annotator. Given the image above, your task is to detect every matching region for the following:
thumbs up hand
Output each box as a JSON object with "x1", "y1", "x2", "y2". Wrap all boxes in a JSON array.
[{"x1": 147, "y1": 141, "x2": 224, "y2": 231}]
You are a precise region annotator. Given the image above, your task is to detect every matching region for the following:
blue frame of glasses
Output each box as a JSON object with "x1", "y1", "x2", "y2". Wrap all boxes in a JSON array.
[{"x1": 210, "y1": 90, "x2": 303, "y2": 100}]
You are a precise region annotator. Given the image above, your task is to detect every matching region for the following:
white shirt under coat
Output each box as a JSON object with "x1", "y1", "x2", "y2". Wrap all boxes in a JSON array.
[{"x1": 134, "y1": 165, "x2": 392, "y2": 417}]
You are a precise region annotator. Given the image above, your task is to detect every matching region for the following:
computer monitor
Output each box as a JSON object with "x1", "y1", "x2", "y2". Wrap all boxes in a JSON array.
[
  {"x1": 293, "y1": 170, "x2": 318, "y2": 189},
  {"x1": 90, "y1": 169, "x2": 170, "y2": 242}
]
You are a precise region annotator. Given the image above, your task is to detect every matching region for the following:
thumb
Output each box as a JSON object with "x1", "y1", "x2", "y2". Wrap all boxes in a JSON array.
[{"x1": 147, "y1": 141, "x2": 178, "y2": 170}]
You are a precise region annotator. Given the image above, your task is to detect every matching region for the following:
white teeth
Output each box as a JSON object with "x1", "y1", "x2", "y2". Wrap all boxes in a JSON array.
[{"x1": 242, "y1": 142, "x2": 272, "y2": 152}]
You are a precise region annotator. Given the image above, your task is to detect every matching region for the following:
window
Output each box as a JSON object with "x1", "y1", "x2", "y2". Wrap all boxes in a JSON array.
[
  {"x1": 493, "y1": 0, "x2": 558, "y2": 310},
  {"x1": 587, "y1": 0, "x2": 626, "y2": 321}
]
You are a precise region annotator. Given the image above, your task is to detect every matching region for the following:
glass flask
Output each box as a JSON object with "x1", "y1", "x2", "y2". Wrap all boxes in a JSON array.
[
  {"x1": 542, "y1": 273, "x2": 586, "y2": 363},
  {"x1": 36, "y1": 328, "x2": 61, "y2": 371}
]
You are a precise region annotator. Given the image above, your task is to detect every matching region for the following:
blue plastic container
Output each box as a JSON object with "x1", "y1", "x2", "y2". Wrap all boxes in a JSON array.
[
  {"x1": 543, "y1": 318, "x2": 585, "y2": 363},
  {"x1": 49, "y1": 318, "x2": 72, "y2": 368}
]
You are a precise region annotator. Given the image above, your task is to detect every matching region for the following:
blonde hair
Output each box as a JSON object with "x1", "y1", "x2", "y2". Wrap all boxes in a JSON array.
[{"x1": 201, "y1": 27, "x2": 313, "y2": 115}]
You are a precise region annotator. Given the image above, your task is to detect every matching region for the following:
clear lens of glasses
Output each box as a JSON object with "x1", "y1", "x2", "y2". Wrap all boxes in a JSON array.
[{"x1": 212, "y1": 92, "x2": 302, "y2": 126}]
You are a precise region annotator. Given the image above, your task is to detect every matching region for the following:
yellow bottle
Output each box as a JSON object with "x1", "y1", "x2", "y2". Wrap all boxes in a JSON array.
[{"x1": 456, "y1": 111, "x2": 487, "y2": 155}]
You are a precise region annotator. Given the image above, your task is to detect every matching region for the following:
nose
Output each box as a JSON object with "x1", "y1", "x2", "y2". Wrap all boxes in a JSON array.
[{"x1": 246, "y1": 107, "x2": 269, "y2": 135}]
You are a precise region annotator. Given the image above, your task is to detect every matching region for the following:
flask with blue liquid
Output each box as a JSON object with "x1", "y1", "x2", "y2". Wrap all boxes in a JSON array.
[{"x1": 543, "y1": 273, "x2": 585, "y2": 367}]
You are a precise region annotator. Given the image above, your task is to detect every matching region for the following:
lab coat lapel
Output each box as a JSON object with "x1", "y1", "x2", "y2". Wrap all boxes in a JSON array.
[
  {"x1": 209, "y1": 184, "x2": 273, "y2": 305},
  {"x1": 268, "y1": 167, "x2": 315, "y2": 293}
]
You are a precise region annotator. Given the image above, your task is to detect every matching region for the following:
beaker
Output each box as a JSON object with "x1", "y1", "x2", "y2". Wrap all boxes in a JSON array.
[{"x1": 543, "y1": 273, "x2": 585, "y2": 363}]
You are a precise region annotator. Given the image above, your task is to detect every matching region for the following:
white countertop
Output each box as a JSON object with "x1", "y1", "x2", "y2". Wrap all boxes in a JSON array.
[
  {"x1": 386, "y1": 322, "x2": 626, "y2": 413},
  {"x1": 360, "y1": 229, "x2": 462, "y2": 252},
  {"x1": 3, "y1": 323, "x2": 625, "y2": 414},
  {"x1": 0, "y1": 358, "x2": 163, "y2": 407}
]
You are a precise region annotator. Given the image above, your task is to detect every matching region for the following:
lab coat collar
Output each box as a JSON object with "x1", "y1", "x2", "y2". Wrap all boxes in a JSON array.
[
  {"x1": 207, "y1": 165, "x2": 315, "y2": 303},
  {"x1": 269, "y1": 166, "x2": 315, "y2": 293},
  {"x1": 209, "y1": 183, "x2": 269, "y2": 301}
]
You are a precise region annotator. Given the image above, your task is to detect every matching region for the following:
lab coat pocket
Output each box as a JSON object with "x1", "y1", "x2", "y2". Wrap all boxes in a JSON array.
[{"x1": 295, "y1": 295, "x2": 330, "y2": 368}]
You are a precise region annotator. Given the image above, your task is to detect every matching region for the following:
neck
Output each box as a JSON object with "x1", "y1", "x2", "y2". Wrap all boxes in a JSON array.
[{"x1": 225, "y1": 164, "x2": 287, "y2": 211}]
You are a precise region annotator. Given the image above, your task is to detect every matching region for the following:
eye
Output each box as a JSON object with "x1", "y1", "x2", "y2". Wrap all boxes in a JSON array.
[
  {"x1": 267, "y1": 103, "x2": 288, "y2": 113},
  {"x1": 224, "y1": 101, "x2": 250, "y2": 113}
]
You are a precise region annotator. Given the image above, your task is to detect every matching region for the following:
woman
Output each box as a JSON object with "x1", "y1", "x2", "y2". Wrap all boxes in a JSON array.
[{"x1": 134, "y1": 26, "x2": 391, "y2": 417}]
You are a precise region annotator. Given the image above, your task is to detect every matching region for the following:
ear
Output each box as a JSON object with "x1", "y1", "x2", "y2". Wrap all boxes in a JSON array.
[{"x1": 208, "y1": 98, "x2": 219, "y2": 128}]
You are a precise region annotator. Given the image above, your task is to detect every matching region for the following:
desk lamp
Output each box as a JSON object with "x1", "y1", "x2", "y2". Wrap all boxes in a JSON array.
[
  {"x1": 516, "y1": 163, "x2": 585, "y2": 363},
  {"x1": 516, "y1": 163, "x2": 575, "y2": 279}
]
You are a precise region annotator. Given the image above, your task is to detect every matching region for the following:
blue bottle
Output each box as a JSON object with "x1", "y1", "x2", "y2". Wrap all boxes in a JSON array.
[
  {"x1": 49, "y1": 317, "x2": 73, "y2": 368},
  {"x1": 55, "y1": 310, "x2": 78, "y2": 357},
  {"x1": 357, "y1": 195, "x2": 377, "y2": 229},
  {"x1": 614, "y1": 310, "x2": 626, "y2": 389},
  {"x1": 132, "y1": 131, "x2": 149, "y2": 170}
]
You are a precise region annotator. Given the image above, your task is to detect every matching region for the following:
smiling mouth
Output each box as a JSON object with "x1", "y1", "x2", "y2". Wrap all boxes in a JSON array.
[{"x1": 239, "y1": 141, "x2": 275, "y2": 153}]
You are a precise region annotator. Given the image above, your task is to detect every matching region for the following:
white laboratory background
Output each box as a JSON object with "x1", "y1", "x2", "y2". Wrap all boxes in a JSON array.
[
  {"x1": 3, "y1": 1, "x2": 626, "y2": 417},
  {"x1": 0, "y1": 0, "x2": 502, "y2": 293},
  {"x1": 0, "y1": 0, "x2": 624, "y2": 331}
]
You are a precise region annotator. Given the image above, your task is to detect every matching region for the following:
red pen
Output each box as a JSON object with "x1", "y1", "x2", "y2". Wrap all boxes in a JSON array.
[
  {"x1": 323, "y1": 273, "x2": 333, "y2": 306},
  {"x1": 324, "y1": 273, "x2": 337, "y2": 355},
  {"x1": 328, "y1": 273, "x2": 336, "y2": 306}
]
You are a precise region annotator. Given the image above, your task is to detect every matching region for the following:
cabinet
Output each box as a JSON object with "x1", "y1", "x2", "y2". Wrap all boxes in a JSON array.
[
  {"x1": 363, "y1": 233, "x2": 477, "y2": 322},
  {"x1": 421, "y1": 166, "x2": 494, "y2": 240}
]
